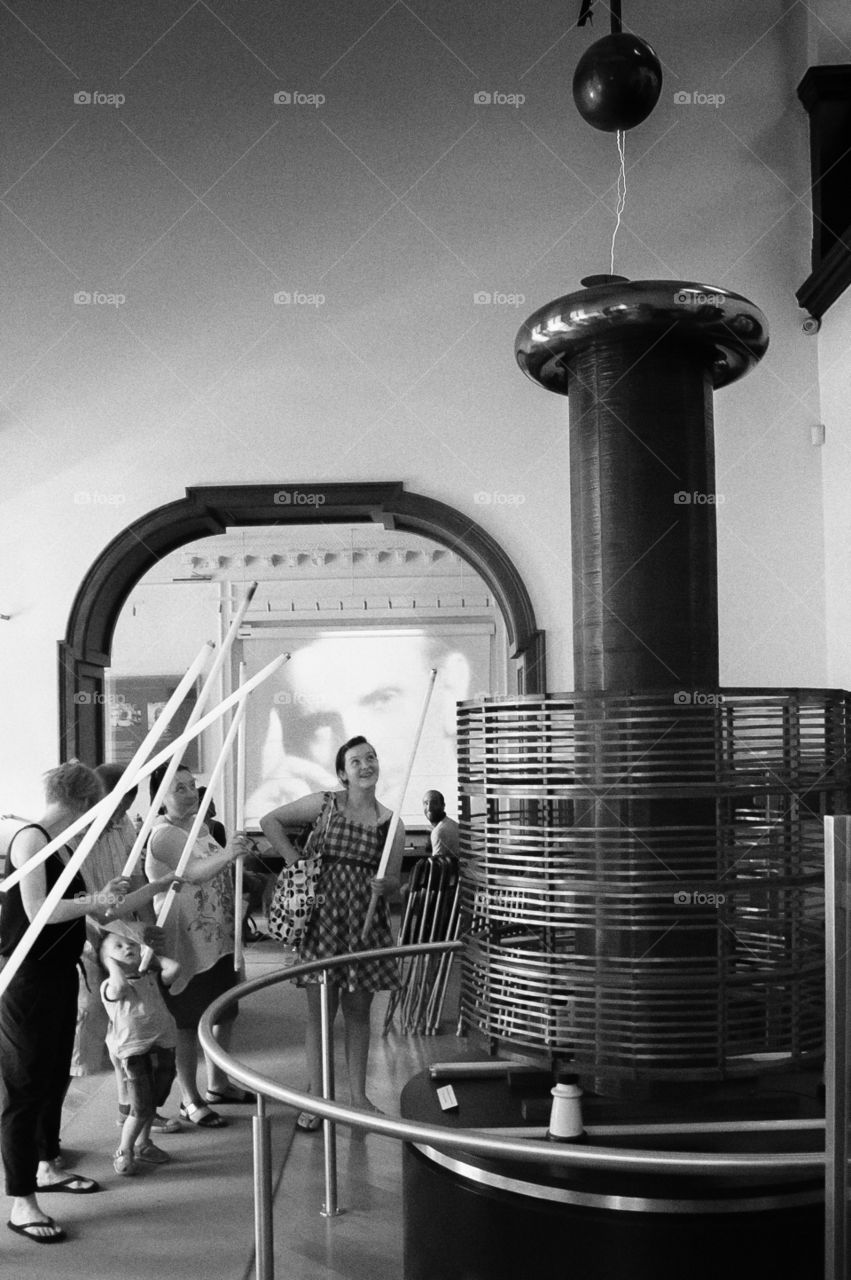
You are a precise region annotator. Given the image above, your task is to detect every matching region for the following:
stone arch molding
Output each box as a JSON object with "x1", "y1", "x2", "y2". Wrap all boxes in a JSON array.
[{"x1": 59, "y1": 482, "x2": 545, "y2": 762}]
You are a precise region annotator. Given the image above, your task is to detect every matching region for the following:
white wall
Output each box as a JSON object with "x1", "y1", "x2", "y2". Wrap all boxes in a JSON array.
[
  {"x1": 803, "y1": 0, "x2": 851, "y2": 690},
  {"x1": 0, "y1": 1, "x2": 836, "y2": 811},
  {"x1": 819, "y1": 286, "x2": 851, "y2": 689}
]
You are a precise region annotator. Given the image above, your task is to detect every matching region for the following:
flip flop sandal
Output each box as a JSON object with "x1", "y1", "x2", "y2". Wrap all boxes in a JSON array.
[
  {"x1": 296, "y1": 1111, "x2": 322, "y2": 1132},
  {"x1": 36, "y1": 1175, "x2": 100, "y2": 1194},
  {"x1": 179, "y1": 1102, "x2": 229, "y2": 1128},
  {"x1": 204, "y1": 1088, "x2": 257, "y2": 1105},
  {"x1": 8, "y1": 1217, "x2": 67, "y2": 1243}
]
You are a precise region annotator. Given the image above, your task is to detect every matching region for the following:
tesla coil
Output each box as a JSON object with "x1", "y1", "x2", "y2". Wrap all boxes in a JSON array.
[{"x1": 457, "y1": 277, "x2": 851, "y2": 1087}]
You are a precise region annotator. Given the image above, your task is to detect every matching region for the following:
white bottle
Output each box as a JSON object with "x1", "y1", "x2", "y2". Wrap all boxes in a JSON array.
[{"x1": 548, "y1": 1073, "x2": 584, "y2": 1141}]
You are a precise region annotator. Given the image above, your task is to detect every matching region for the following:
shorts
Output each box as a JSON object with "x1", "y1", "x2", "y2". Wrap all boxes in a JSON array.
[
  {"x1": 161, "y1": 954, "x2": 239, "y2": 1031},
  {"x1": 119, "y1": 1046, "x2": 176, "y2": 1120}
]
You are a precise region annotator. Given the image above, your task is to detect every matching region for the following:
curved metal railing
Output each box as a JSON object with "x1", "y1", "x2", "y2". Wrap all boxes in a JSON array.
[{"x1": 198, "y1": 940, "x2": 826, "y2": 1280}]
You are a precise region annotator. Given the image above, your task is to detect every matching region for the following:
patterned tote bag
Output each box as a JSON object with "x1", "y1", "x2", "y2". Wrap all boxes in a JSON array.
[{"x1": 267, "y1": 794, "x2": 334, "y2": 947}]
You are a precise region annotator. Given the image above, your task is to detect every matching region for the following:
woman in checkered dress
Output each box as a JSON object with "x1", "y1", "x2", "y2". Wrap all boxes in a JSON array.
[{"x1": 261, "y1": 736, "x2": 404, "y2": 1128}]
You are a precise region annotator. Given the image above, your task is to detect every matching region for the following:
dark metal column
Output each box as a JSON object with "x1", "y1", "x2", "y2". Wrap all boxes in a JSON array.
[{"x1": 516, "y1": 276, "x2": 767, "y2": 693}]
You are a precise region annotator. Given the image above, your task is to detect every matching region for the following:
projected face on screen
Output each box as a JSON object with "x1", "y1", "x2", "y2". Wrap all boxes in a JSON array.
[{"x1": 243, "y1": 632, "x2": 475, "y2": 824}]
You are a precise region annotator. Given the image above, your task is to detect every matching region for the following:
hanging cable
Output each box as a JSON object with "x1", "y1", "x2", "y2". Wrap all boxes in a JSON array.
[{"x1": 577, "y1": 0, "x2": 622, "y2": 31}]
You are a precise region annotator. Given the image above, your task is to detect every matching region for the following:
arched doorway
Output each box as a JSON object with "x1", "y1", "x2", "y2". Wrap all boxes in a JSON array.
[{"x1": 59, "y1": 482, "x2": 545, "y2": 762}]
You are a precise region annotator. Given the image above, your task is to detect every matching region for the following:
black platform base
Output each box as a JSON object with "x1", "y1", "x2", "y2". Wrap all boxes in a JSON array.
[{"x1": 401, "y1": 1069, "x2": 824, "y2": 1280}]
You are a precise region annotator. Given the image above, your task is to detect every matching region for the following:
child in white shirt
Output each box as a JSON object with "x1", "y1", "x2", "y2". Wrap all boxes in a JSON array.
[{"x1": 99, "y1": 921, "x2": 180, "y2": 1175}]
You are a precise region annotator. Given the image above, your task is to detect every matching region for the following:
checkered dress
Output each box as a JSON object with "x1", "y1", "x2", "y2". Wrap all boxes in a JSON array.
[{"x1": 299, "y1": 796, "x2": 399, "y2": 993}]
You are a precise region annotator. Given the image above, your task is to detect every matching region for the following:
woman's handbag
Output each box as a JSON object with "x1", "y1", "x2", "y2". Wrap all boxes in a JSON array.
[{"x1": 267, "y1": 794, "x2": 334, "y2": 947}]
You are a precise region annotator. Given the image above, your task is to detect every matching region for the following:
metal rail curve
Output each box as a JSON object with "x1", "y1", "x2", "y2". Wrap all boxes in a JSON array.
[{"x1": 198, "y1": 940, "x2": 825, "y2": 1178}]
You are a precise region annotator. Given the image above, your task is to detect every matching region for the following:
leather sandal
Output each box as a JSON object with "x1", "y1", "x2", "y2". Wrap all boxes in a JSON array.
[
  {"x1": 179, "y1": 1102, "x2": 228, "y2": 1128},
  {"x1": 204, "y1": 1088, "x2": 257, "y2": 1105}
]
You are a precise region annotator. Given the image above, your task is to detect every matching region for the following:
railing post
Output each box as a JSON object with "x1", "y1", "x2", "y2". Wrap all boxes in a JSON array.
[
  {"x1": 253, "y1": 1094, "x2": 274, "y2": 1279},
  {"x1": 825, "y1": 816, "x2": 850, "y2": 1280},
  {"x1": 319, "y1": 969, "x2": 343, "y2": 1217}
]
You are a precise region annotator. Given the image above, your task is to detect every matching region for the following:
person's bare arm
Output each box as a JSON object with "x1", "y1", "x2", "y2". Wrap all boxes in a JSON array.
[
  {"x1": 14, "y1": 828, "x2": 130, "y2": 925},
  {"x1": 102, "y1": 956, "x2": 131, "y2": 1001},
  {"x1": 155, "y1": 955, "x2": 180, "y2": 987},
  {"x1": 148, "y1": 825, "x2": 249, "y2": 885},
  {"x1": 372, "y1": 819, "x2": 406, "y2": 901},
  {"x1": 259, "y1": 792, "x2": 328, "y2": 864},
  {"x1": 113, "y1": 877, "x2": 182, "y2": 917}
]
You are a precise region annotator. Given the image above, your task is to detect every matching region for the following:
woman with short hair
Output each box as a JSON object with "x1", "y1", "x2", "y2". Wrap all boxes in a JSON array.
[{"x1": 0, "y1": 760, "x2": 167, "y2": 1244}]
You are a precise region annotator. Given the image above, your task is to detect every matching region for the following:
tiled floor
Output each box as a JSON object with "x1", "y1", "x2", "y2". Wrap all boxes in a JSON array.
[
  {"x1": 3, "y1": 936, "x2": 468, "y2": 1279},
  {"x1": 271, "y1": 989, "x2": 468, "y2": 1280}
]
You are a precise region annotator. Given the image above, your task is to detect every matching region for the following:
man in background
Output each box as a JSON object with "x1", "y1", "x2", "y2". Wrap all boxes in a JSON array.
[{"x1": 423, "y1": 789, "x2": 459, "y2": 858}]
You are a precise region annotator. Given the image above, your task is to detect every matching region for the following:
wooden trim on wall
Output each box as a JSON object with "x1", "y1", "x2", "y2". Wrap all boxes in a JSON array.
[
  {"x1": 796, "y1": 64, "x2": 851, "y2": 319},
  {"x1": 59, "y1": 483, "x2": 544, "y2": 761}
]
